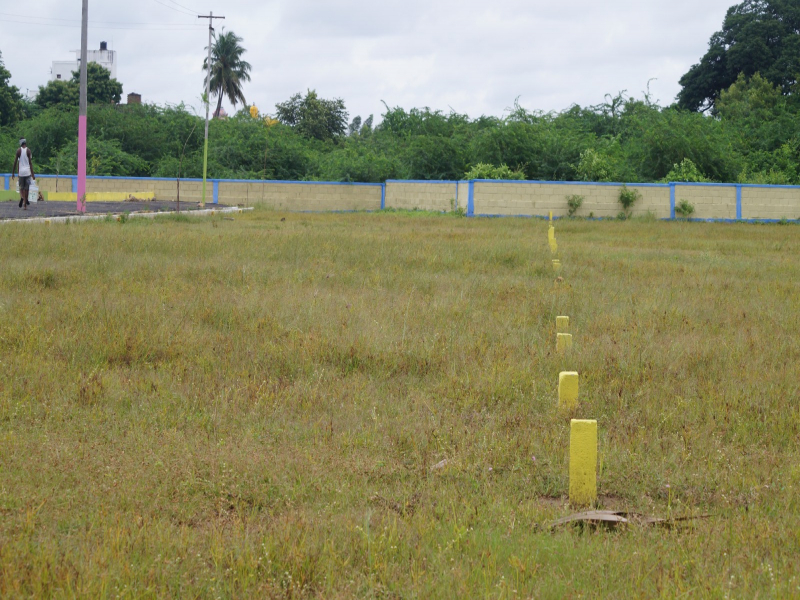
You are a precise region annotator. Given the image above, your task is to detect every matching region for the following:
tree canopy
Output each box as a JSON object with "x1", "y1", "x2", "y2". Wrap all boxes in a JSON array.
[
  {"x1": 36, "y1": 62, "x2": 123, "y2": 109},
  {"x1": 0, "y1": 51, "x2": 24, "y2": 126},
  {"x1": 275, "y1": 90, "x2": 348, "y2": 141},
  {"x1": 678, "y1": 0, "x2": 800, "y2": 111},
  {"x1": 203, "y1": 29, "x2": 251, "y2": 117}
]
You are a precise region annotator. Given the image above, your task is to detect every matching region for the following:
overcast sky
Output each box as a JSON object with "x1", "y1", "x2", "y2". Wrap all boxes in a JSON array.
[{"x1": 2, "y1": 0, "x2": 734, "y2": 123}]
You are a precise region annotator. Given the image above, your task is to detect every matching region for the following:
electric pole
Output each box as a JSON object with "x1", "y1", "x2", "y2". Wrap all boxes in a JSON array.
[
  {"x1": 78, "y1": 0, "x2": 88, "y2": 213},
  {"x1": 198, "y1": 12, "x2": 224, "y2": 207}
]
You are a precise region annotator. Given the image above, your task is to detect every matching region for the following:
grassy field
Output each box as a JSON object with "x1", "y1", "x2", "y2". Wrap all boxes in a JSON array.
[{"x1": 0, "y1": 209, "x2": 798, "y2": 598}]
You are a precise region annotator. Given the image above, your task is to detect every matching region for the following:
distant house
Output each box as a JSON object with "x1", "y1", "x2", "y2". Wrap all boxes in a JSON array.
[{"x1": 51, "y1": 41, "x2": 117, "y2": 81}]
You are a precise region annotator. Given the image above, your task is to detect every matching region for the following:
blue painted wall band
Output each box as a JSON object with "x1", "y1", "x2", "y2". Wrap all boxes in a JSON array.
[
  {"x1": 72, "y1": 177, "x2": 78, "y2": 193},
  {"x1": 3, "y1": 175, "x2": 8, "y2": 191},
  {"x1": 381, "y1": 183, "x2": 386, "y2": 210},
  {"x1": 467, "y1": 181, "x2": 475, "y2": 217},
  {"x1": 736, "y1": 185, "x2": 743, "y2": 220},
  {"x1": 212, "y1": 180, "x2": 219, "y2": 205},
  {"x1": 670, "y1": 184, "x2": 676, "y2": 220}
]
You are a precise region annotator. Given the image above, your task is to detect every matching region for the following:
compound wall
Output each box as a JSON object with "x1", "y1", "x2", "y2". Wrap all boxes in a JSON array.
[
  {"x1": 384, "y1": 181, "x2": 459, "y2": 212},
  {"x1": 219, "y1": 181, "x2": 382, "y2": 211},
  {"x1": 471, "y1": 181, "x2": 671, "y2": 219},
  {"x1": 3, "y1": 175, "x2": 800, "y2": 221}
]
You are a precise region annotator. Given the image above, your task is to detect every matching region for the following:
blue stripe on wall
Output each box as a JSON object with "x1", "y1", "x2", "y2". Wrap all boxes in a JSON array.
[
  {"x1": 381, "y1": 183, "x2": 386, "y2": 210},
  {"x1": 670, "y1": 184, "x2": 676, "y2": 219},
  {"x1": 736, "y1": 185, "x2": 743, "y2": 220},
  {"x1": 467, "y1": 181, "x2": 475, "y2": 217},
  {"x1": 213, "y1": 180, "x2": 219, "y2": 205}
]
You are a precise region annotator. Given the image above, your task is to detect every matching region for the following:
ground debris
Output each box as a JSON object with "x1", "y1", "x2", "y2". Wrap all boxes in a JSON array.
[
  {"x1": 429, "y1": 459, "x2": 449, "y2": 471},
  {"x1": 548, "y1": 510, "x2": 710, "y2": 531}
]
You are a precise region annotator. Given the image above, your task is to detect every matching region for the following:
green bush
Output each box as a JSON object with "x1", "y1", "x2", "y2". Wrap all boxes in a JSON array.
[
  {"x1": 566, "y1": 194, "x2": 584, "y2": 217},
  {"x1": 618, "y1": 184, "x2": 641, "y2": 218},
  {"x1": 675, "y1": 199, "x2": 695, "y2": 218},
  {"x1": 464, "y1": 163, "x2": 525, "y2": 180}
]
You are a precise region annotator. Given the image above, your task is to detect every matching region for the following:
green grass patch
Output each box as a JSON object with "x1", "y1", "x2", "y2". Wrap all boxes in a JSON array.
[{"x1": 0, "y1": 212, "x2": 798, "y2": 597}]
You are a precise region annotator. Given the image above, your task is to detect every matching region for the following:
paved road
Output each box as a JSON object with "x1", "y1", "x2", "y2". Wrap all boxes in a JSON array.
[{"x1": 0, "y1": 200, "x2": 227, "y2": 220}]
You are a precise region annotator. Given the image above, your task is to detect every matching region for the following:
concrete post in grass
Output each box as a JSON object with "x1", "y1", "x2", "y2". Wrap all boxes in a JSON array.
[
  {"x1": 548, "y1": 226, "x2": 555, "y2": 241},
  {"x1": 570, "y1": 419, "x2": 597, "y2": 506},
  {"x1": 549, "y1": 239, "x2": 558, "y2": 255},
  {"x1": 558, "y1": 371, "x2": 579, "y2": 409},
  {"x1": 557, "y1": 333, "x2": 573, "y2": 353},
  {"x1": 556, "y1": 316, "x2": 569, "y2": 333}
]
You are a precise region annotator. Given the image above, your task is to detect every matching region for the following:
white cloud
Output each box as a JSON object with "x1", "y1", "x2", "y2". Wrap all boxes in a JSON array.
[{"x1": 1, "y1": 0, "x2": 734, "y2": 123}]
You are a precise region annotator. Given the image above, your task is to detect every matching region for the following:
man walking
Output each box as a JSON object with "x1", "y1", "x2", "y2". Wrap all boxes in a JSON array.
[{"x1": 12, "y1": 138, "x2": 35, "y2": 210}]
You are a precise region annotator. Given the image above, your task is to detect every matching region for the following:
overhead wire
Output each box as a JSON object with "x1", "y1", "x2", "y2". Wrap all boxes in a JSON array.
[
  {"x1": 152, "y1": 0, "x2": 197, "y2": 17},
  {"x1": 163, "y1": 0, "x2": 199, "y2": 14},
  {"x1": 0, "y1": 11, "x2": 204, "y2": 27},
  {"x1": 0, "y1": 17, "x2": 204, "y2": 31}
]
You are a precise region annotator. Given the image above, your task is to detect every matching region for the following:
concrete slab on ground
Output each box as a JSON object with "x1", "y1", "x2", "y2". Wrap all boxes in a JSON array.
[{"x1": 0, "y1": 200, "x2": 229, "y2": 221}]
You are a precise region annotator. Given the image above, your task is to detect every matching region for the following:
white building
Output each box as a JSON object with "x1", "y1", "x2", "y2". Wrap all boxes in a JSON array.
[{"x1": 51, "y1": 41, "x2": 117, "y2": 81}]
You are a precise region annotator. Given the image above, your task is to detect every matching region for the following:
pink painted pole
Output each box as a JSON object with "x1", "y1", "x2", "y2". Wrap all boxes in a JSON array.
[
  {"x1": 77, "y1": 0, "x2": 88, "y2": 213},
  {"x1": 78, "y1": 115, "x2": 87, "y2": 212}
]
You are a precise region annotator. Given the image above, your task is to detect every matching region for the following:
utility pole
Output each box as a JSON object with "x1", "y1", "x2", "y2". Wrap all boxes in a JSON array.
[
  {"x1": 198, "y1": 12, "x2": 224, "y2": 207},
  {"x1": 77, "y1": 0, "x2": 89, "y2": 213}
]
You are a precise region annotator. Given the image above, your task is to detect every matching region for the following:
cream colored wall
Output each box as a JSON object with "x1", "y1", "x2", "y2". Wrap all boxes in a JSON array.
[
  {"x1": 219, "y1": 182, "x2": 381, "y2": 211},
  {"x1": 673, "y1": 185, "x2": 736, "y2": 220},
  {"x1": 456, "y1": 182, "x2": 470, "y2": 212},
  {"x1": 31, "y1": 177, "x2": 68, "y2": 193},
  {"x1": 384, "y1": 182, "x2": 457, "y2": 211},
  {"x1": 13, "y1": 177, "x2": 800, "y2": 219},
  {"x1": 742, "y1": 186, "x2": 800, "y2": 220},
  {"x1": 472, "y1": 182, "x2": 671, "y2": 218}
]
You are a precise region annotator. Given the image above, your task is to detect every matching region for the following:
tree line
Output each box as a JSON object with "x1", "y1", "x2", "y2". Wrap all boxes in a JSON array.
[{"x1": 2, "y1": 0, "x2": 800, "y2": 185}]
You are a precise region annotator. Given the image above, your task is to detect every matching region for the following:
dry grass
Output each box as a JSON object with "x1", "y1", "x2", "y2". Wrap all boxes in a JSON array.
[{"x1": 0, "y1": 209, "x2": 799, "y2": 598}]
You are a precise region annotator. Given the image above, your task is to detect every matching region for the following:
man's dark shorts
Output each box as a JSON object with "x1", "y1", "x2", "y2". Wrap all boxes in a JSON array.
[{"x1": 18, "y1": 176, "x2": 31, "y2": 191}]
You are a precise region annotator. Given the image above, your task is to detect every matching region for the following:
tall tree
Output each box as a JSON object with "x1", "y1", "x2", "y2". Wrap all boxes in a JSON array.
[
  {"x1": 275, "y1": 90, "x2": 348, "y2": 141},
  {"x1": 203, "y1": 29, "x2": 252, "y2": 117},
  {"x1": 0, "y1": 51, "x2": 24, "y2": 126},
  {"x1": 678, "y1": 0, "x2": 800, "y2": 111},
  {"x1": 36, "y1": 62, "x2": 122, "y2": 108}
]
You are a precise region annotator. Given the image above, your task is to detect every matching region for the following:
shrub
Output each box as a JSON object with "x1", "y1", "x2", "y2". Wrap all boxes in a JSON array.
[
  {"x1": 464, "y1": 163, "x2": 525, "y2": 180},
  {"x1": 675, "y1": 199, "x2": 695, "y2": 218},
  {"x1": 618, "y1": 184, "x2": 641, "y2": 218},
  {"x1": 566, "y1": 194, "x2": 584, "y2": 217},
  {"x1": 663, "y1": 158, "x2": 709, "y2": 183}
]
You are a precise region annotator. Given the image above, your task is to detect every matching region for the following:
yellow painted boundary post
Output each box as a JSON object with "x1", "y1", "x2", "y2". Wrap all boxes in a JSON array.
[
  {"x1": 556, "y1": 316, "x2": 569, "y2": 333},
  {"x1": 552, "y1": 259, "x2": 561, "y2": 273},
  {"x1": 549, "y1": 239, "x2": 558, "y2": 255},
  {"x1": 548, "y1": 226, "x2": 555, "y2": 241},
  {"x1": 556, "y1": 333, "x2": 573, "y2": 353},
  {"x1": 558, "y1": 371, "x2": 579, "y2": 409},
  {"x1": 570, "y1": 419, "x2": 597, "y2": 506}
]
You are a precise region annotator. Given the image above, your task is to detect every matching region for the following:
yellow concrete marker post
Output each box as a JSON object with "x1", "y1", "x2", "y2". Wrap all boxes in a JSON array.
[
  {"x1": 549, "y1": 211, "x2": 553, "y2": 222},
  {"x1": 548, "y1": 226, "x2": 555, "y2": 241},
  {"x1": 549, "y1": 239, "x2": 558, "y2": 255},
  {"x1": 570, "y1": 419, "x2": 597, "y2": 506},
  {"x1": 556, "y1": 333, "x2": 573, "y2": 353},
  {"x1": 556, "y1": 316, "x2": 570, "y2": 333},
  {"x1": 558, "y1": 371, "x2": 579, "y2": 409},
  {"x1": 552, "y1": 259, "x2": 561, "y2": 273}
]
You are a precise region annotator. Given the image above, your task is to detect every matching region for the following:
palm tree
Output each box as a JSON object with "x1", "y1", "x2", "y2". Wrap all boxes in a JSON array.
[{"x1": 203, "y1": 29, "x2": 252, "y2": 117}]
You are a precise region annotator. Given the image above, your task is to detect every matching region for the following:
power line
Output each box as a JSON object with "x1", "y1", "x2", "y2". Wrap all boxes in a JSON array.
[
  {"x1": 0, "y1": 11, "x2": 204, "y2": 27},
  {"x1": 152, "y1": 0, "x2": 197, "y2": 17},
  {"x1": 0, "y1": 17, "x2": 204, "y2": 31},
  {"x1": 164, "y1": 0, "x2": 199, "y2": 13}
]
